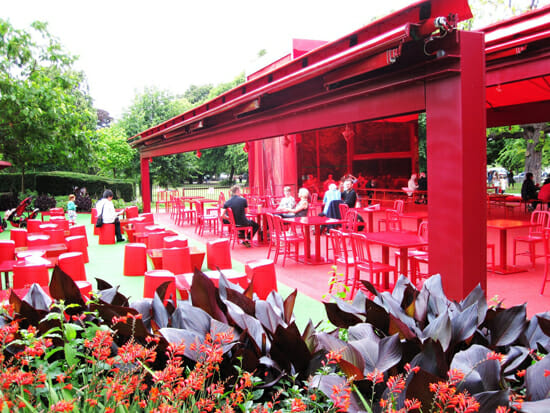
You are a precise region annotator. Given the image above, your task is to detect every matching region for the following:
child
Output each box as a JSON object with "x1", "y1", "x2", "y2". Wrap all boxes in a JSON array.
[{"x1": 67, "y1": 194, "x2": 77, "y2": 225}]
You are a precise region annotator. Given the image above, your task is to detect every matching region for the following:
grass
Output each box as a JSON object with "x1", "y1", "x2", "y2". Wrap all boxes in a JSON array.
[{"x1": 0, "y1": 211, "x2": 328, "y2": 332}]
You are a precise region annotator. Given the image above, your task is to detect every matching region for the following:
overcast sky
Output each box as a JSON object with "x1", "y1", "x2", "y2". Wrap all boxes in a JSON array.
[{"x1": 3, "y1": 1, "x2": 430, "y2": 119}]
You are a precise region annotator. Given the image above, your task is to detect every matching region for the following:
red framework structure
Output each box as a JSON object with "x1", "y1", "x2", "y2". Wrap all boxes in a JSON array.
[{"x1": 129, "y1": 0, "x2": 550, "y2": 300}]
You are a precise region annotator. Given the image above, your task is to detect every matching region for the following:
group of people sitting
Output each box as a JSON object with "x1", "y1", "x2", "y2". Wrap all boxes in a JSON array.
[{"x1": 521, "y1": 172, "x2": 550, "y2": 211}]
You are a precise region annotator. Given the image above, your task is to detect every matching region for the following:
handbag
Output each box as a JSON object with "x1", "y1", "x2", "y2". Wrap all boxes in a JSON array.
[{"x1": 95, "y1": 205, "x2": 104, "y2": 228}]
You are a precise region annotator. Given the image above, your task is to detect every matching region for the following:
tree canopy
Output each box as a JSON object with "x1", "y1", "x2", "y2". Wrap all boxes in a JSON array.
[{"x1": 0, "y1": 19, "x2": 97, "y2": 190}]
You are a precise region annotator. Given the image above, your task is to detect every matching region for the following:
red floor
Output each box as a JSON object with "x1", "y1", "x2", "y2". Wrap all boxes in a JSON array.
[{"x1": 155, "y1": 203, "x2": 549, "y2": 318}]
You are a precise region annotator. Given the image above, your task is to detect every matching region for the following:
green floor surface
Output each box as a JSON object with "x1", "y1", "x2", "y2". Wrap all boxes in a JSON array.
[{"x1": 0, "y1": 213, "x2": 327, "y2": 332}]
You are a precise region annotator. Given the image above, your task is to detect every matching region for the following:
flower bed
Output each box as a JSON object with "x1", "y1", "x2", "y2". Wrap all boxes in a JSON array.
[{"x1": 0, "y1": 267, "x2": 549, "y2": 412}]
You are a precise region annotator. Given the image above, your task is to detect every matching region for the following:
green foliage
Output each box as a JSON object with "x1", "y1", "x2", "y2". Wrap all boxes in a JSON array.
[
  {"x1": 206, "y1": 72, "x2": 246, "y2": 100},
  {"x1": 92, "y1": 124, "x2": 136, "y2": 179},
  {"x1": 0, "y1": 19, "x2": 97, "y2": 190},
  {"x1": 183, "y1": 83, "x2": 213, "y2": 104},
  {"x1": 0, "y1": 171, "x2": 133, "y2": 201}
]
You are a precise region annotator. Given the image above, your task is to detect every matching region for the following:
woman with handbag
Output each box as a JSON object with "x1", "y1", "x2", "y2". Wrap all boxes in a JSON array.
[{"x1": 95, "y1": 189, "x2": 125, "y2": 242}]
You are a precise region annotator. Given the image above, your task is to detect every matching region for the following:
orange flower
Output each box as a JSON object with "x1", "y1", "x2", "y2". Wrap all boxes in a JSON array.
[{"x1": 290, "y1": 398, "x2": 307, "y2": 412}]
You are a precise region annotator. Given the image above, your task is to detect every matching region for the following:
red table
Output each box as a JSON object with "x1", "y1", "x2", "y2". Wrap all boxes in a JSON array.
[
  {"x1": 282, "y1": 216, "x2": 345, "y2": 264},
  {"x1": 487, "y1": 219, "x2": 534, "y2": 274},
  {"x1": 364, "y1": 231, "x2": 428, "y2": 288}
]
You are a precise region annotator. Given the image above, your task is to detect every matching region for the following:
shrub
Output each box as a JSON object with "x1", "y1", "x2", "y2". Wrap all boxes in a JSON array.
[
  {"x1": 75, "y1": 193, "x2": 92, "y2": 212},
  {"x1": 33, "y1": 193, "x2": 56, "y2": 211},
  {"x1": 0, "y1": 192, "x2": 19, "y2": 210}
]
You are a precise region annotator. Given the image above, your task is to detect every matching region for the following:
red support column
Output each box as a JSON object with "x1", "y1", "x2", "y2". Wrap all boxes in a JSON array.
[
  {"x1": 141, "y1": 157, "x2": 151, "y2": 213},
  {"x1": 425, "y1": 31, "x2": 487, "y2": 300}
]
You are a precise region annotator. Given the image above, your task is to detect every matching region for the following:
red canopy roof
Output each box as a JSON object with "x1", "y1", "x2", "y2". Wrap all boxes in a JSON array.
[{"x1": 0, "y1": 161, "x2": 12, "y2": 170}]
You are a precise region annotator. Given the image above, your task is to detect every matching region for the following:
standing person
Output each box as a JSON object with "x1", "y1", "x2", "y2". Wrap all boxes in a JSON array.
[
  {"x1": 221, "y1": 185, "x2": 259, "y2": 247},
  {"x1": 499, "y1": 173, "x2": 507, "y2": 194},
  {"x1": 403, "y1": 173, "x2": 419, "y2": 197},
  {"x1": 96, "y1": 189, "x2": 125, "y2": 242},
  {"x1": 508, "y1": 171, "x2": 515, "y2": 189},
  {"x1": 67, "y1": 194, "x2": 77, "y2": 225},
  {"x1": 521, "y1": 172, "x2": 539, "y2": 211}
]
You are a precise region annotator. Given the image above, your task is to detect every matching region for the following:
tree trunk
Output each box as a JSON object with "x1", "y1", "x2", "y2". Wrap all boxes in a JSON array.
[
  {"x1": 524, "y1": 123, "x2": 546, "y2": 185},
  {"x1": 229, "y1": 165, "x2": 235, "y2": 182}
]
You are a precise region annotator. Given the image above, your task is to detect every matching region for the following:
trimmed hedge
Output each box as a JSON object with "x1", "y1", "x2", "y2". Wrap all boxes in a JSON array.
[{"x1": 0, "y1": 172, "x2": 134, "y2": 201}]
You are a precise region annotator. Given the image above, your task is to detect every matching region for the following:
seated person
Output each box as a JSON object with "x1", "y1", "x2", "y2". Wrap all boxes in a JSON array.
[
  {"x1": 96, "y1": 189, "x2": 125, "y2": 242},
  {"x1": 521, "y1": 172, "x2": 539, "y2": 211},
  {"x1": 402, "y1": 173, "x2": 419, "y2": 197},
  {"x1": 278, "y1": 187, "x2": 309, "y2": 218},
  {"x1": 323, "y1": 174, "x2": 337, "y2": 192},
  {"x1": 320, "y1": 183, "x2": 341, "y2": 216},
  {"x1": 221, "y1": 185, "x2": 259, "y2": 247},
  {"x1": 276, "y1": 186, "x2": 296, "y2": 211},
  {"x1": 342, "y1": 178, "x2": 365, "y2": 231},
  {"x1": 538, "y1": 178, "x2": 550, "y2": 208}
]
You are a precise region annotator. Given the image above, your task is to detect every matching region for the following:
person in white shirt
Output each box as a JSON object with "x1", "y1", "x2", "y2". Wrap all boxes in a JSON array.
[
  {"x1": 96, "y1": 189, "x2": 125, "y2": 242},
  {"x1": 277, "y1": 186, "x2": 296, "y2": 211}
]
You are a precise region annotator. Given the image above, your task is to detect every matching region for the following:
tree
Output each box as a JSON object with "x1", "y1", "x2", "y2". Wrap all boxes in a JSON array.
[
  {"x1": 117, "y1": 87, "x2": 197, "y2": 186},
  {"x1": 0, "y1": 19, "x2": 97, "y2": 191},
  {"x1": 96, "y1": 109, "x2": 113, "y2": 129},
  {"x1": 183, "y1": 84, "x2": 213, "y2": 105},
  {"x1": 93, "y1": 124, "x2": 136, "y2": 179}
]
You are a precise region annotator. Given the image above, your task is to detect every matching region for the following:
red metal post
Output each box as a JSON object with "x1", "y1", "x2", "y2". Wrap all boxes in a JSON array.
[
  {"x1": 141, "y1": 157, "x2": 151, "y2": 213},
  {"x1": 425, "y1": 31, "x2": 487, "y2": 300}
]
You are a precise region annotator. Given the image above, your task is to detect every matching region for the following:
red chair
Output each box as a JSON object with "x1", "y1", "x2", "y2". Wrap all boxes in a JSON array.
[
  {"x1": 66, "y1": 235, "x2": 89, "y2": 263},
  {"x1": 513, "y1": 210, "x2": 550, "y2": 268},
  {"x1": 69, "y1": 224, "x2": 88, "y2": 246},
  {"x1": 124, "y1": 243, "x2": 148, "y2": 276},
  {"x1": 350, "y1": 232, "x2": 397, "y2": 297},
  {"x1": 394, "y1": 221, "x2": 429, "y2": 276},
  {"x1": 378, "y1": 200, "x2": 405, "y2": 231},
  {"x1": 338, "y1": 203, "x2": 349, "y2": 220},
  {"x1": 143, "y1": 269, "x2": 176, "y2": 303},
  {"x1": 163, "y1": 235, "x2": 188, "y2": 248},
  {"x1": 541, "y1": 229, "x2": 550, "y2": 294},
  {"x1": 245, "y1": 259, "x2": 277, "y2": 299},
  {"x1": 0, "y1": 240, "x2": 16, "y2": 289},
  {"x1": 12, "y1": 262, "x2": 49, "y2": 289},
  {"x1": 328, "y1": 229, "x2": 355, "y2": 290},
  {"x1": 10, "y1": 228, "x2": 27, "y2": 248},
  {"x1": 206, "y1": 239, "x2": 232, "y2": 270},
  {"x1": 162, "y1": 247, "x2": 193, "y2": 274},
  {"x1": 155, "y1": 190, "x2": 169, "y2": 213},
  {"x1": 195, "y1": 201, "x2": 218, "y2": 237},
  {"x1": 27, "y1": 234, "x2": 51, "y2": 248},
  {"x1": 270, "y1": 214, "x2": 303, "y2": 266},
  {"x1": 98, "y1": 224, "x2": 116, "y2": 245}
]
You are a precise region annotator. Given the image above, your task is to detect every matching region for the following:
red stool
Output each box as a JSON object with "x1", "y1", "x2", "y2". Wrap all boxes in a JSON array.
[
  {"x1": 58, "y1": 252, "x2": 92, "y2": 297},
  {"x1": 245, "y1": 259, "x2": 277, "y2": 300},
  {"x1": 27, "y1": 234, "x2": 51, "y2": 248},
  {"x1": 49, "y1": 207, "x2": 65, "y2": 218},
  {"x1": 134, "y1": 222, "x2": 148, "y2": 233},
  {"x1": 12, "y1": 261, "x2": 49, "y2": 289},
  {"x1": 66, "y1": 235, "x2": 89, "y2": 263},
  {"x1": 162, "y1": 247, "x2": 192, "y2": 274},
  {"x1": 126, "y1": 206, "x2": 139, "y2": 218},
  {"x1": 98, "y1": 224, "x2": 116, "y2": 245},
  {"x1": 206, "y1": 238, "x2": 232, "y2": 270},
  {"x1": 91, "y1": 208, "x2": 97, "y2": 225},
  {"x1": 124, "y1": 243, "x2": 147, "y2": 276},
  {"x1": 10, "y1": 228, "x2": 27, "y2": 248},
  {"x1": 143, "y1": 269, "x2": 176, "y2": 302},
  {"x1": 0, "y1": 240, "x2": 16, "y2": 289},
  {"x1": 58, "y1": 252, "x2": 86, "y2": 281},
  {"x1": 140, "y1": 213, "x2": 155, "y2": 224},
  {"x1": 39, "y1": 223, "x2": 59, "y2": 231},
  {"x1": 203, "y1": 269, "x2": 248, "y2": 288},
  {"x1": 44, "y1": 228, "x2": 65, "y2": 244},
  {"x1": 147, "y1": 232, "x2": 169, "y2": 250},
  {"x1": 69, "y1": 225, "x2": 88, "y2": 246},
  {"x1": 163, "y1": 235, "x2": 188, "y2": 248},
  {"x1": 26, "y1": 219, "x2": 43, "y2": 233},
  {"x1": 50, "y1": 217, "x2": 69, "y2": 231}
]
